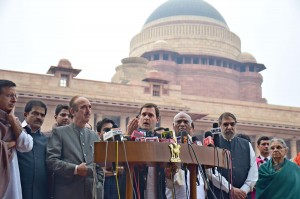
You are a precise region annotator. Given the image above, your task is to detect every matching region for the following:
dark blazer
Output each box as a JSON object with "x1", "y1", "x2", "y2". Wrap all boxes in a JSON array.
[{"x1": 46, "y1": 123, "x2": 103, "y2": 199}]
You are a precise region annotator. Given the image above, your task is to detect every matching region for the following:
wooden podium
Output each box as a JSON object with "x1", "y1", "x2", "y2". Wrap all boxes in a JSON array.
[{"x1": 94, "y1": 142, "x2": 230, "y2": 199}]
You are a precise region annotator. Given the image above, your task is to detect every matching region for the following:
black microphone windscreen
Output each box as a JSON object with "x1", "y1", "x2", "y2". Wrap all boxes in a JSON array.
[
  {"x1": 115, "y1": 134, "x2": 122, "y2": 141},
  {"x1": 213, "y1": 133, "x2": 220, "y2": 147},
  {"x1": 192, "y1": 136, "x2": 199, "y2": 142},
  {"x1": 213, "y1": 123, "x2": 219, "y2": 128},
  {"x1": 179, "y1": 131, "x2": 188, "y2": 143},
  {"x1": 178, "y1": 131, "x2": 188, "y2": 136},
  {"x1": 204, "y1": 131, "x2": 213, "y2": 138}
]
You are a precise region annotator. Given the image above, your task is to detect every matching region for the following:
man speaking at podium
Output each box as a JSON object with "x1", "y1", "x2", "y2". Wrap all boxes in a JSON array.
[{"x1": 126, "y1": 103, "x2": 166, "y2": 199}]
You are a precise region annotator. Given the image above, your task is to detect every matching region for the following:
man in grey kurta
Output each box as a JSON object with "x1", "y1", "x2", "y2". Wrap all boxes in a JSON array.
[{"x1": 46, "y1": 96, "x2": 103, "y2": 199}]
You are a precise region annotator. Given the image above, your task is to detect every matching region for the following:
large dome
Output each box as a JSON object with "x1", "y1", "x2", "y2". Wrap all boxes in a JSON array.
[{"x1": 144, "y1": 0, "x2": 227, "y2": 25}]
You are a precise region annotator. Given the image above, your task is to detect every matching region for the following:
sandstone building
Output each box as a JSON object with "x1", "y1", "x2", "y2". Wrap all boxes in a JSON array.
[{"x1": 1, "y1": 0, "x2": 299, "y2": 157}]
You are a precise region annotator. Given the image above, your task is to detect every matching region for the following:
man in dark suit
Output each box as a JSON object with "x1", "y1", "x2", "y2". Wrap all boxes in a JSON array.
[{"x1": 46, "y1": 96, "x2": 103, "y2": 199}]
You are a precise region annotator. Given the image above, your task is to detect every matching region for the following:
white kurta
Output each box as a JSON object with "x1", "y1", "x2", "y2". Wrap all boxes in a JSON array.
[
  {"x1": 165, "y1": 169, "x2": 205, "y2": 199},
  {"x1": 3, "y1": 131, "x2": 33, "y2": 199}
]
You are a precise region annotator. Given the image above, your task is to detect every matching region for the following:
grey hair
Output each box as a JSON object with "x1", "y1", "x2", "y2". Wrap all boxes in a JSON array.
[
  {"x1": 270, "y1": 138, "x2": 288, "y2": 148},
  {"x1": 173, "y1": 112, "x2": 192, "y2": 124}
]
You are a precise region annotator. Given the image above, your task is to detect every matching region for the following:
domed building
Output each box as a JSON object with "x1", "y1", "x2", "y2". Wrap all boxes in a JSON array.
[
  {"x1": 112, "y1": 0, "x2": 266, "y2": 103},
  {"x1": 1, "y1": 0, "x2": 300, "y2": 157}
]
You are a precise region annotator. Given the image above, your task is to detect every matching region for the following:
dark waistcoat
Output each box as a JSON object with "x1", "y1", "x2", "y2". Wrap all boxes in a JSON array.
[{"x1": 208, "y1": 135, "x2": 250, "y2": 199}]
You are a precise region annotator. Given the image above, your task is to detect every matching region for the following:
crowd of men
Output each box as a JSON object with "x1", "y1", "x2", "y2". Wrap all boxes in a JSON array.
[{"x1": 1, "y1": 79, "x2": 300, "y2": 199}]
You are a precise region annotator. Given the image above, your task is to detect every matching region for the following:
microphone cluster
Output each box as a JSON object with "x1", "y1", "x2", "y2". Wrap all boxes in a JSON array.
[
  {"x1": 203, "y1": 122, "x2": 221, "y2": 147},
  {"x1": 103, "y1": 128, "x2": 124, "y2": 141}
]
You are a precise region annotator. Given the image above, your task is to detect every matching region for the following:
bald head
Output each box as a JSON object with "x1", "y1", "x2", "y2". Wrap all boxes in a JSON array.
[{"x1": 173, "y1": 112, "x2": 192, "y2": 135}]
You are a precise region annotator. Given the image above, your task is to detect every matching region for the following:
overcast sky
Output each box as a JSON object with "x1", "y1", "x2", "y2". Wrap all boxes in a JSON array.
[{"x1": 1, "y1": 0, "x2": 299, "y2": 107}]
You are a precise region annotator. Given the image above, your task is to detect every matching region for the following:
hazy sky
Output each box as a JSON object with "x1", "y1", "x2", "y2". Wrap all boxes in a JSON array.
[{"x1": 1, "y1": 0, "x2": 299, "y2": 107}]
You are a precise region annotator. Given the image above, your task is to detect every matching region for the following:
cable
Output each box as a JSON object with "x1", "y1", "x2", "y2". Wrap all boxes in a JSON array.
[
  {"x1": 187, "y1": 143, "x2": 218, "y2": 199},
  {"x1": 224, "y1": 149, "x2": 233, "y2": 199},
  {"x1": 102, "y1": 141, "x2": 109, "y2": 199},
  {"x1": 122, "y1": 141, "x2": 137, "y2": 199},
  {"x1": 115, "y1": 141, "x2": 121, "y2": 199}
]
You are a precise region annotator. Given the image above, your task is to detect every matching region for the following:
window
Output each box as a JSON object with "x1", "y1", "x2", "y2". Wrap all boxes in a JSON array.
[
  {"x1": 240, "y1": 65, "x2": 246, "y2": 72},
  {"x1": 249, "y1": 65, "x2": 255, "y2": 72},
  {"x1": 152, "y1": 85, "x2": 161, "y2": 96},
  {"x1": 201, "y1": 58, "x2": 207, "y2": 65},
  {"x1": 193, "y1": 57, "x2": 199, "y2": 64},
  {"x1": 154, "y1": 54, "x2": 159, "y2": 60},
  {"x1": 60, "y1": 75, "x2": 69, "y2": 87},
  {"x1": 177, "y1": 57, "x2": 183, "y2": 64},
  {"x1": 163, "y1": 54, "x2": 169, "y2": 60},
  {"x1": 185, "y1": 57, "x2": 191, "y2": 64},
  {"x1": 209, "y1": 59, "x2": 214, "y2": 66}
]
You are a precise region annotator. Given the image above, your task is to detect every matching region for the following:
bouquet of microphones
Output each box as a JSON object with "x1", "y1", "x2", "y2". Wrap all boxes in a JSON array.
[
  {"x1": 203, "y1": 123, "x2": 221, "y2": 147},
  {"x1": 103, "y1": 128, "x2": 124, "y2": 141}
]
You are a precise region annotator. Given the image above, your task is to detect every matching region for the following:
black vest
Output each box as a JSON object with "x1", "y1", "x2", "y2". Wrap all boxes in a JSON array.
[{"x1": 208, "y1": 135, "x2": 251, "y2": 199}]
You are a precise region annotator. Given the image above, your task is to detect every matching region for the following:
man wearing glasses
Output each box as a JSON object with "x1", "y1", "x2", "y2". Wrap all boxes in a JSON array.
[
  {"x1": 207, "y1": 112, "x2": 258, "y2": 199},
  {"x1": 96, "y1": 118, "x2": 121, "y2": 199},
  {"x1": 96, "y1": 118, "x2": 117, "y2": 141},
  {"x1": 0, "y1": 79, "x2": 33, "y2": 199}
]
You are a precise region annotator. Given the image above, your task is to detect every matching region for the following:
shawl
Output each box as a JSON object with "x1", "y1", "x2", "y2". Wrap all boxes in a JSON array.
[
  {"x1": 256, "y1": 158, "x2": 300, "y2": 199},
  {"x1": 0, "y1": 110, "x2": 14, "y2": 198}
]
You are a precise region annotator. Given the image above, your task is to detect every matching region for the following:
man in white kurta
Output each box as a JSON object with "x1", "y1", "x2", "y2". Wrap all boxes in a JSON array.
[{"x1": 165, "y1": 112, "x2": 205, "y2": 199}]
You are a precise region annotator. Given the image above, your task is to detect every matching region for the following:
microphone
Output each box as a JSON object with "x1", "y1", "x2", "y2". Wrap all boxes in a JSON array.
[
  {"x1": 203, "y1": 131, "x2": 216, "y2": 173},
  {"x1": 130, "y1": 129, "x2": 145, "y2": 141},
  {"x1": 159, "y1": 129, "x2": 176, "y2": 143},
  {"x1": 131, "y1": 129, "x2": 159, "y2": 142},
  {"x1": 211, "y1": 123, "x2": 221, "y2": 135},
  {"x1": 102, "y1": 128, "x2": 123, "y2": 175},
  {"x1": 211, "y1": 123, "x2": 220, "y2": 147},
  {"x1": 192, "y1": 136, "x2": 202, "y2": 146},
  {"x1": 178, "y1": 131, "x2": 188, "y2": 144},
  {"x1": 203, "y1": 131, "x2": 214, "y2": 147},
  {"x1": 103, "y1": 128, "x2": 123, "y2": 141}
]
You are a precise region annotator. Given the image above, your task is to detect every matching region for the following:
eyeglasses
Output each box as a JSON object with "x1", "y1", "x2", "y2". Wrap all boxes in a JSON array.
[
  {"x1": 222, "y1": 122, "x2": 236, "y2": 127},
  {"x1": 103, "y1": 128, "x2": 112, "y2": 132}
]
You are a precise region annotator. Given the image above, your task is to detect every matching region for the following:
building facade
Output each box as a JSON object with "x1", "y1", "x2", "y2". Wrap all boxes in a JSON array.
[{"x1": 1, "y1": 0, "x2": 300, "y2": 158}]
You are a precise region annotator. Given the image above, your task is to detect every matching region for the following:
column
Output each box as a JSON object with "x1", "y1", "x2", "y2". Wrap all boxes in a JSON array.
[
  {"x1": 94, "y1": 113, "x2": 103, "y2": 132},
  {"x1": 254, "y1": 135, "x2": 260, "y2": 157},
  {"x1": 120, "y1": 116, "x2": 127, "y2": 132},
  {"x1": 290, "y1": 139, "x2": 297, "y2": 159},
  {"x1": 89, "y1": 113, "x2": 95, "y2": 130}
]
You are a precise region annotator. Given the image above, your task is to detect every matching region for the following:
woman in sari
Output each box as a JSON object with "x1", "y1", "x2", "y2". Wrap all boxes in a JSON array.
[{"x1": 256, "y1": 138, "x2": 300, "y2": 199}]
